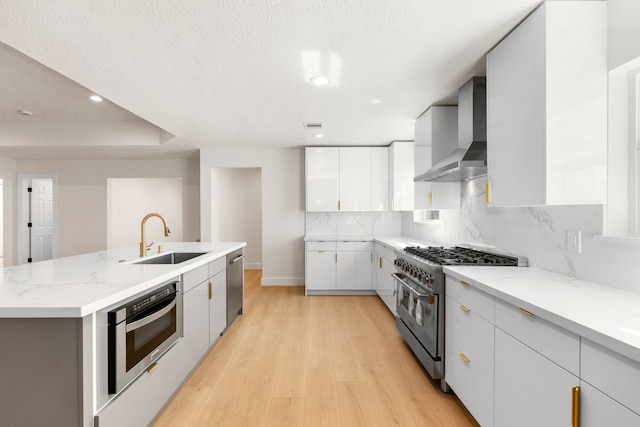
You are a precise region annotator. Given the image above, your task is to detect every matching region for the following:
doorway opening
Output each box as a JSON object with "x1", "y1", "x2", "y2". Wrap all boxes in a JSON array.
[
  {"x1": 17, "y1": 174, "x2": 58, "y2": 264},
  {"x1": 210, "y1": 167, "x2": 262, "y2": 270}
]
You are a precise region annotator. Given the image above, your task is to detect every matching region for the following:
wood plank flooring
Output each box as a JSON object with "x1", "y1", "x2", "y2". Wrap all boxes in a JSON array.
[{"x1": 152, "y1": 270, "x2": 478, "y2": 427}]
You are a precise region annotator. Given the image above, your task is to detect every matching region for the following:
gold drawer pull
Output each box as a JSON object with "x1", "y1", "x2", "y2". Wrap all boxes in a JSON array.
[
  {"x1": 460, "y1": 305, "x2": 470, "y2": 312},
  {"x1": 572, "y1": 386, "x2": 581, "y2": 427},
  {"x1": 486, "y1": 181, "x2": 492, "y2": 204},
  {"x1": 460, "y1": 281, "x2": 469, "y2": 286},
  {"x1": 459, "y1": 353, "x2": 470, "y2": 363},
  {"x1": 519, "y1": 308, "x2": 534, "y2": 317},
  {"x1": 147, "y1": 362, "x2": 159, "y2": 373}
]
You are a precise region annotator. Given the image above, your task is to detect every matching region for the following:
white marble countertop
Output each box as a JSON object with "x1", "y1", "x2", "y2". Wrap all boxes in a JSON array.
[
  {"x1": 443, "y1": 266, "x2": 640, "y2": 364},
  {"x1": 304, "y1": 235, "x2": 439, "y2": 249},
  {"x1": 0, "y1": 242, "x2": 245, "y2": 318}
]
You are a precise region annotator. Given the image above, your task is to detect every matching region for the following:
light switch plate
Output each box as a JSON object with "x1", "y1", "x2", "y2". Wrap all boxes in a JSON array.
[{"x1": 567, "y1": 230, "x2": 581, "y2": 253}]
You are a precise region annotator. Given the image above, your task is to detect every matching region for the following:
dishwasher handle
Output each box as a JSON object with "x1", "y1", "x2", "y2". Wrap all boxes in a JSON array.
[{"x1": 229, "y1": 254, "x2": 245, "y2": 265}]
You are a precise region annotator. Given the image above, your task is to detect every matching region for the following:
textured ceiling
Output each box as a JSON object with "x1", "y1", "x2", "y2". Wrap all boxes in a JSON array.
[{"x1": 0, "y1": 0, "x2": 541, "y2": 159}]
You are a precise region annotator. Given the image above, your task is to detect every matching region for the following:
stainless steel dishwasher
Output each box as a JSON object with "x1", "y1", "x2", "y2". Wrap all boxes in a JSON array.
[{"x1": 226, "y1": 248, "x2": 245, "y2": 326}]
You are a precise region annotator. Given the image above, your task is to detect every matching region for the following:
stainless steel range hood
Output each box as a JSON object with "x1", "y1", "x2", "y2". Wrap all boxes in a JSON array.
[{"x1": 415, "y1": 77, "x2": 487, "y2": 182}]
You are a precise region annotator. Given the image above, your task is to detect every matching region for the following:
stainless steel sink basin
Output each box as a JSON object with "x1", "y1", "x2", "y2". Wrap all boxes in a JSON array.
[{"x1": 133, "y1": 252, "x2": 209, "y2": 265}]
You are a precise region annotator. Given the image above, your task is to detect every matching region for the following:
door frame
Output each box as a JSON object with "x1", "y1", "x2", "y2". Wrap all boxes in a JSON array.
[{"x1": 17, "y1": 174, "x2": 59, "y2": 264}]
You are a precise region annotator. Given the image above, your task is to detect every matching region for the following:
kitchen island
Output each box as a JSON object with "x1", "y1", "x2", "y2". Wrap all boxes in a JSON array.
[{"x1": 0, "y1": 241, "x2": 245, "y2": 427}]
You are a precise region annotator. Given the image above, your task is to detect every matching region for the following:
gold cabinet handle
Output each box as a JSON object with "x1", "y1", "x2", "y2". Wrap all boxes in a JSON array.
[
  {"x1": 379, "y1": 257, "x2": 383, "y2": 269},
  {"x1": 209, "y1": 281, "x2": 212, "y2": 299},
  {"x1": 460, "y1": 280, "x2": 469, "y2": 286},
  {"x1": 459, "y1": 353, "x2": 470, "y2": 363},
  {"x1": 519, "y1": 307, "x2": 534, "y2": 317},
  {"x1": 335, "y1": 253, "x2": 338, "y2": 263},
  {"x1": 147, "y1": 362, "x2": 159, "y2": 373},
  {"x1": 486, "y1": 181, "x2": 492, "y2": 204},
  {"x1": 572, "y1": 386, "x2": 580, "y2": 427},
  {"x1": 338, "y1": 200, "x2": 341, "y2": 210},
  {"x1": 428, "y1": 191, "x2": 433, "y2": 208},
  {"x1": 460, "y1": 305, "x2": 470, "y2": 312}
]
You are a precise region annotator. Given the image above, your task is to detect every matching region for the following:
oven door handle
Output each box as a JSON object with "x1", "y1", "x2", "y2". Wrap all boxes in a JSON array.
[
  {"x1": 392, "y1": 273, "x2": 436, "y2": 304},
  {"x1": 126, "y1": 298, "x2": 177, "y2": 332}
]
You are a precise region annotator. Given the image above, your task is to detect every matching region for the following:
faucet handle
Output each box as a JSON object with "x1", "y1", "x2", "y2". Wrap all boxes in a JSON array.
[{"x1": 146, "y1": 242, "x2": 154, "y2": 250}]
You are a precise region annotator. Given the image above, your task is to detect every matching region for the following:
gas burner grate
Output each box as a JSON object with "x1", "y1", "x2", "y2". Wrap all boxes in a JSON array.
[{"x1": 404, "y1": 246, "x2": 518, "y2": 266}]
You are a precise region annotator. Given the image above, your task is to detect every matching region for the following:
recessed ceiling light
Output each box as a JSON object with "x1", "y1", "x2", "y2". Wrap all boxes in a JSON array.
[
  {"x1": 310, "y1": 76, "x2": 329, "y2": 87},
  {"x1": 89, "y1": 94, "x2": 103, "y2": 102},
  {"x1": 313, "y1": 133, "x2": 324, "y2": 138}
]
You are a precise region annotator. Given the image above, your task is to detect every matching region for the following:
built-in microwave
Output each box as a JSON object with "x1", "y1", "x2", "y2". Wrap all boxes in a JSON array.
[{"x1": 107, "y1": 279, "x2": 183, "y2": 394}]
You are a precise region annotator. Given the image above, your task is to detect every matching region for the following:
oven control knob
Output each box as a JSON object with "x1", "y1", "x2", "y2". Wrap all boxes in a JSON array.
[
  {"x1": 394, "y1": 259, "x2": 400, "y2": 267},
  {"x1": 422, "y1": 274, "x2": 434, "y2": 285}
]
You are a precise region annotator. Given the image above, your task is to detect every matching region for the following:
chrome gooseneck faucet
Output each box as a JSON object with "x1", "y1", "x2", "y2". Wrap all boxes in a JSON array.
[{"x1": 140, "y1": 213, "x2": 170, "y2": 257}]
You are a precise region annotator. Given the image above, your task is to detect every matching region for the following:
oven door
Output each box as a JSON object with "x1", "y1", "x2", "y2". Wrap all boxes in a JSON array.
[
  {"x1": 393, "y1": 272, "x2": 439, "y2": 359},
  {"x1": 108, "y1": 282, "x2": 183, "y2": 394}
]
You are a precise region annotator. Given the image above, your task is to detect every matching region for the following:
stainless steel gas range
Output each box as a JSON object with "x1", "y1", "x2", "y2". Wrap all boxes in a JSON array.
[{"x1": 392, "y1": 245, "x2": 527, "y2": 392}]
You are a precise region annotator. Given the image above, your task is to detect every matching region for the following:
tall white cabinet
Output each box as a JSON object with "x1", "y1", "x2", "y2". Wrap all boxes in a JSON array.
[
  {"x1": 306, "y1": 147, "x2": 389, "y2": 212},
  {"x1": 486, "y1": 1, "x2": 607, "y2": 206},
  {"x1": 389, "y1": 141, "x2": 415, "y2": 211}
]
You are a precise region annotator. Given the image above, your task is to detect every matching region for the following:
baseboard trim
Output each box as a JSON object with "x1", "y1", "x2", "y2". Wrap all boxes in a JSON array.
[
  {"x1": 260, "y1": 277, "x2": 304, "y2": 286},
  {"x1": 305, "y1": 289, "x2": 377, "y2": 296}
]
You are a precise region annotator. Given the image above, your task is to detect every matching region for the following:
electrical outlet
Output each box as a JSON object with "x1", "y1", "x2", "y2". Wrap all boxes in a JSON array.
[{"x1": 567, "y1": 230, "x2": 581, "y2": 254}]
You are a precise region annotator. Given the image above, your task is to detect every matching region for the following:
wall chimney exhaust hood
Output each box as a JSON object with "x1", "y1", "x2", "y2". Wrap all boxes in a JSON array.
[{"x1": 415, "y1": 77, "x2": 487, "y2": 182}]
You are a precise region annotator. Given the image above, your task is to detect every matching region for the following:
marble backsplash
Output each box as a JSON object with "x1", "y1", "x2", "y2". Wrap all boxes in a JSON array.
[
  {"x1": 306, "y1": 211, "x2": 402, "y2": 237},
  {"x1": 403, "y1": 177, "x2": 640, "y2": 293}
]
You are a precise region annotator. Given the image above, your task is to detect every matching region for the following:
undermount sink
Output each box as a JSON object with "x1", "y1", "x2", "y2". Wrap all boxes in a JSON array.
[{"x1": 132, "y1": 252, "x2": 209, "y2": 265}]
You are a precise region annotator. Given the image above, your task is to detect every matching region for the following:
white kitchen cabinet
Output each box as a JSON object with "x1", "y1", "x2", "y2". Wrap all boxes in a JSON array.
[
  {"x1": 494, "y1": 328, "x2": 579, "y2": 427},
  {"x1": 339, "y1": 147, "x2": 372, "y2": 211},
  {"x1": 305, "y1": 242, "x2": 337, "y2": 291},
  {"x1": 208, "y1": 269, "x2": 227, "y2": 345},
  {"x1": 580, "y1": 381, "x2": 640, "y2": 427},
  {"x1": 414, "y1": 107, "x2": 460, "y2": 210},
  {"x1": 182, "y1": 281, "x2": 210, "y2": 367},
  {"x1": 306, "y1": 241, "x2": 373, "y2": 293},
  {"x1": 445, "y1": 277, "x2": 495, "y2": 427},
  {"x1": 371, "y1": 147, "x2": 389, "y2": 211},
  {"x1": 486, "y1": 1, "x2": 607, "y2": 206},
  {"x1": 389, "y1": 141, "x2": 414, "y2": 211},
  {"x1": 306, "y1": 147, "x2": 340, "y2": 212},
  {"x1": 374, "y1": 242, "x2": 397, "y2": 314}
]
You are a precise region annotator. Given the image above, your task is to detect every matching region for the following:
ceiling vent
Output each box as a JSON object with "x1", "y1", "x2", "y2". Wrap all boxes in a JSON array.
[{"x1": 303, "y1": 122, "x2": 323, "y2": 129}]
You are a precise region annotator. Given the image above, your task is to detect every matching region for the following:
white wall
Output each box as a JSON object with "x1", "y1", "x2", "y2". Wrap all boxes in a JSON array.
[
  {"x1": 14, "y1": 158, "x2": 199, "y2": 259},
  {"x1": 201, "y1": 148, "x2": 304, "y2": 285},
  {"x1": 211, "y1": 167, "x2": 262, "y2": 269},
  {"x1": 107, "y1": 178, "x2": 184, "y2": 250},
  {"x1": 0, "y1": 178, "x2": 3, "y2": 262},
  {"x1": 0, "y1": 157, "x2": 16, "y2": 266}
]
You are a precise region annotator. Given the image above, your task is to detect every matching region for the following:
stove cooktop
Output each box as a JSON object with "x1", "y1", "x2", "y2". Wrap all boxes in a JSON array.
[{"x1": 404, "y1": 246, "x2": 520, "y2": 266}]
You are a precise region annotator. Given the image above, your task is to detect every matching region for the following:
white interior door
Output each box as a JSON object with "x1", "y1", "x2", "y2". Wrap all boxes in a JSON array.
[{"x1": 31, "y1": 179, "x2": 54, "y2": 262}]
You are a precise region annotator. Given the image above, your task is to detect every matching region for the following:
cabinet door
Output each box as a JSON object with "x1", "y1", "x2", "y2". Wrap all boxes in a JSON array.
[
  {"x1": 487, "y1": 5, "x2": 546, "y2": 207},
  {"x1": 580, "y1": 381, "x2": 640, "y2": 427},
  {"x1": 389, "y1": 141, "x2": 414, "y2": 211},
  {"x1": 336, "y1": 250, "x2": 356, "y2": 290},
  {"x1": 377, "y1": 254, "x2": 397, "y2": 314},
  {"x1": 495, "y1": 328, "x2": 579, "y2": 427},
  {"x1": 339, "y1": 147, "x2": 372, "y2": 211},
  {"x1": 306, "y1": 250, "x2": 336, "y2": 290},
  {"x1": 183, "y1": 281, "x2": 210, "y2": 366},
  {"x1": 355, "y1": 250, "x2": 372, "y2": 290},
  {"x1": 306, "y1": 147, "x2": 339, "y2": 212},
  {"x1": 209, "y1": 270, "x2": 227, "y2": 346},
  {"x1": 371, "y1": 147, "x2": 389, "y2": 211}
]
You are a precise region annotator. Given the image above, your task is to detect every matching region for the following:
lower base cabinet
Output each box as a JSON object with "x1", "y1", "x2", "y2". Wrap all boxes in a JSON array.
[
  {"x1": 374, "y1": 242, "x2": 397, "y2": 314},
  {"x1": 306, "y1": 241, "x2": 373, "y2": 293},
  {"x1": 494, "y1": 328, "x2": 578, "y2": 427}
]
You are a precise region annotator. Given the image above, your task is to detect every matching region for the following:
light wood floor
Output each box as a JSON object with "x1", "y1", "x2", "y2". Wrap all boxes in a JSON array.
[{"x1": 152, "y1": 271, "x2": 478, "y2": 427}]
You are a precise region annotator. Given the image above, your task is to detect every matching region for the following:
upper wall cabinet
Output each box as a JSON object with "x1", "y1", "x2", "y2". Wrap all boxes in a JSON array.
[
  {"x1": 486, "y1": 1, "x2": 607, "y2": 207},
  {"x1": 414, "y1": 106, "x2": 460, "y2": 210},
  {"x1": 389, "y1": 141, "x2": 415, "y2": 211},
  {"x1": 306, "y1": 147, "x2": 389, "y2": 212}
]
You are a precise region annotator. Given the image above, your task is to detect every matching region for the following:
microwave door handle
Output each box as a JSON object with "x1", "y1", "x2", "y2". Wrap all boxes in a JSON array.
[
  {"x1": 126, "y1": 298, "x2": 177, "y2": 333},
  {"x1": 392, "y1": 273, "x2": 435, "y2": 303}
]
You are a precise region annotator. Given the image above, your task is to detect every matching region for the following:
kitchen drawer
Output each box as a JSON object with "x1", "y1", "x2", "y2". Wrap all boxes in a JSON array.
[
  {"x1": 580, "y1": 381, "x2": 640, "y2": 427},
  {"x1": 336, "y1": 241, "x2": 356, "y2": 251},
  {"x1": 306, "y1": 241, "x2": 336, "y2": 251},
  {"x1": 446, "y1": 275, "x2": 494, "y2": 322},
  {"x1": 208, "y1": 256, "x2": 226, "y2": 277},
  {"x1": 581, "y1": 338, "x2": 640, "y2": 415},
  {"x1": 375, "y1": 242, "x2": 396, "y2": 260},
  {"x1": 446, "y1": 296, "x2": 494, "y2": 380},
  {"x1": 354, "y1": 241, "x2": 373, "y2": 251},
  {"x1": 445, "y1": 341, "x2": 494, "y2": 427},
  {"x1": 495, "y1": 299, "x2": 579, "y2": 376},
  {"x1": 182, "y1": 264, "x2": 209, "y2": 293}
]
